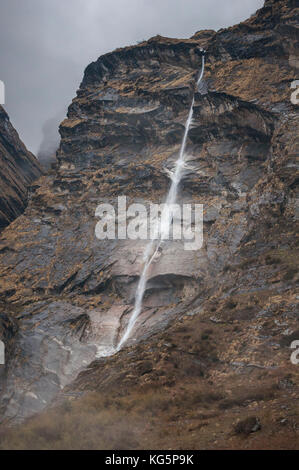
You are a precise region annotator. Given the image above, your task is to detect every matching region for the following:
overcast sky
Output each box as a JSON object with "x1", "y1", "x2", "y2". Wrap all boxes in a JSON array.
[{"x1": 0, "y1": 0, "x2": 264, "y2": 155}]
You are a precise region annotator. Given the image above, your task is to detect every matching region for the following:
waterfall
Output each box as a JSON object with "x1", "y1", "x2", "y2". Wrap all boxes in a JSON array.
[{"x1": 116, "y1": 53, "x2": 205, "y2": 352}]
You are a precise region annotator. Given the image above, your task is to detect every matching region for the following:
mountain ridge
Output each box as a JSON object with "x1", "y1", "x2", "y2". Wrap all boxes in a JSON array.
[
  {"x1": 0, "y1": 105, "x2": 42, "y2": 230},
  {"x1": 0, "y1": 0, "x2": 298, "y2": 449}
]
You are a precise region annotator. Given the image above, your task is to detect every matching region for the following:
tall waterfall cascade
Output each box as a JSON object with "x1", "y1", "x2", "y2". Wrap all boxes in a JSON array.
[
  {"x1": 97, "y1": 52, "x2": 205, "y2": 357},
  {"x1": 116, "y1": 53, "x2": 206, "y2": 352}
]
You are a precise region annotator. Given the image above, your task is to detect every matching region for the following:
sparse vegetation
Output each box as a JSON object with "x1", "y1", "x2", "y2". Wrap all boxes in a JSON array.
[
  {"x1": 0, "y1": 393, "x2": 142, "y2": 450},
  {"x1": 265, "y1": 254, "x2": 281, "y2": 265},
  {"x1": 283, "y1": 267, "x2": 297, "y2": 281},
  {"x1": 218, "y1": 385, "x2": 276, "y2": 410}
]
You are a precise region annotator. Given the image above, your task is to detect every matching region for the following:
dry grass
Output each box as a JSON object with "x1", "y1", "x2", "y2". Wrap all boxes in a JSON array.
[
  {"x1": 0, "y1": 393, "x2": 143, "y2": 450},
  {"x1": 0, "y1": 376, "x2": 297, "y2": 450},
  {"x1": 218, "y1": 385, "x2": 277, "y2": 410},
  {"x1": 0, "y1": 382, "x2": 226, "y2": 450},
  {"x1": 208, "y1": 58, "x2": 296, "y2": 105}
]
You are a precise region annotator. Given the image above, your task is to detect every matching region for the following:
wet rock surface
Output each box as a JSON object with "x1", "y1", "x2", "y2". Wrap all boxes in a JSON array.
[{"x1": 0, "y1": 0, "x2": 298, "y2": 445}]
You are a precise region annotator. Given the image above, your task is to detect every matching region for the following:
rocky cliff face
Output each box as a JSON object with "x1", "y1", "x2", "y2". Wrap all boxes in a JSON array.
[
  {"x1": 0, "y1": 105, "x2": 42, "y2": 230},
  {"x1": 0, "y1": 0, "x2": 298, "y2": 448}
]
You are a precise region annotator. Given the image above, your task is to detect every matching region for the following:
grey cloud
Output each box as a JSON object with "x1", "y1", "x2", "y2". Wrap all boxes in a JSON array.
[{"x1": 0, "y1": 0, "x2": 264, "y2": 155}]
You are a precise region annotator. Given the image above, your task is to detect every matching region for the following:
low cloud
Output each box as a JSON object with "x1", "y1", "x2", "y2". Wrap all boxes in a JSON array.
[{"x1": 0, "y1": 0, "x2": 264, "y2": 154}]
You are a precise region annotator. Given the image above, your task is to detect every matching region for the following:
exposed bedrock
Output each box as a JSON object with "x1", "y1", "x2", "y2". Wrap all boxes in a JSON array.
[
  {"x1": 0, "y1": 106, "x2": 42, "y2": 231},
  {"x1": 0, "y1": 0, "x2": 298, "y2": 423}
]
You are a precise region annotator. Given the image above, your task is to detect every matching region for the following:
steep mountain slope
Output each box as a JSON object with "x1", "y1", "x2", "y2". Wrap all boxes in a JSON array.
[
  {"x1": 0, "y1": 0, "x2": 298, "y2": 449},
  {"x1": 0, "y1": 105, "x2": 42, "y2": 230}
]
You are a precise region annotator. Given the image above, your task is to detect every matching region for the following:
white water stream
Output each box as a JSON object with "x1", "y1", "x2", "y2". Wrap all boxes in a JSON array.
[{"x1": 115, "y1": 54, "x2": 206, "y2": 352}]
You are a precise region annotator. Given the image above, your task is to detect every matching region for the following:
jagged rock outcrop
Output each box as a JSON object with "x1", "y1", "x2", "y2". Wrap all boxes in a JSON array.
[
  {"x1": 0, "y1": 0, "x2": 298, "y2": 448},
  {"x1": 0, "y1": 105, "x2": 42, "y2": 230}
]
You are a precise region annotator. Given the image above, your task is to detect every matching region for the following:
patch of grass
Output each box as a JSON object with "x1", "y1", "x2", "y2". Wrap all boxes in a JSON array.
[
  {"x1": 265, "y1": 255, "x2": 281, "y2": 265},
  {"x1": 283, "y1": 268, "x2": 297, "y2": 281},
  {"x1": 201, "y1": 328, "x2": 213, "y2": 340},
  {"x1": 223, "y1": 264, "x2": 237, "y2": 272},
  {"x1": 238, "y1": 259, "x2": 255, "y2": 269},
  {"x1": 218, "y1": 386, "x2": 276, "y2": 410},
  {"x1": 184, "y1": 390, "x2": 224, "y2": 406},
  {"x1": 131, "y1": 391, "x2": 171, "y2": 414},
  {"x1": 0, "y1": 392, "x2": 143, "y2": 450}
]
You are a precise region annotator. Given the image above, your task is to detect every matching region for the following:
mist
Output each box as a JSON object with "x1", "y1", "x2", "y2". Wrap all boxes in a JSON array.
[{"x1": 0, "y1": 0, "x2": 264, "y2": 156}]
